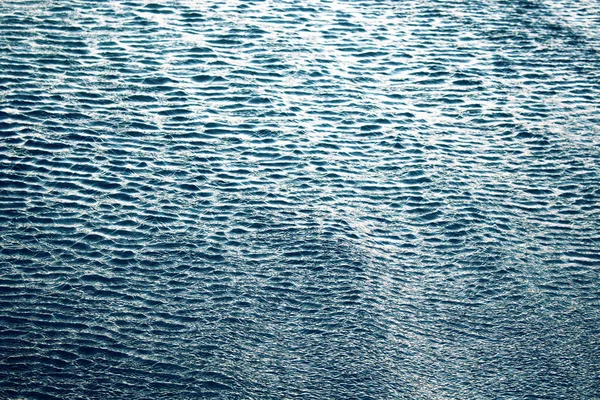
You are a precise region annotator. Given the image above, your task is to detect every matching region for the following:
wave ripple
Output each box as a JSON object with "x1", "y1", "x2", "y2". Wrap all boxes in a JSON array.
[{"x1": 1, "y1": 0, "x2": 600, "y2": 399}]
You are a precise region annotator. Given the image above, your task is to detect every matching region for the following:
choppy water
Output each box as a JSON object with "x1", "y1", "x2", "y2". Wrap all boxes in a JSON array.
[{"x1": 1, "y1": 0, "x2": 600, "y2": 398}]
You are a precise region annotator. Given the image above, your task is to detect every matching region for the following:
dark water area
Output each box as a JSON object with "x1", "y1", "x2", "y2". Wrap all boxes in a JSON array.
[{"x1": 1, "y1": 0, "x2": 599, "y2": 398}]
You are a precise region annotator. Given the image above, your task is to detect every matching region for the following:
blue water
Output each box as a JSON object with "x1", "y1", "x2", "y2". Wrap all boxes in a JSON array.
[{"x1": 1, "y1": 0, "x2": 599, "y2": 399}]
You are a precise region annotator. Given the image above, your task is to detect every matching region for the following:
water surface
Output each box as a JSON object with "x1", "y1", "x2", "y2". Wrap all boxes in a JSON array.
[{"x1": 1, "y1": 0, "x2": 599, "y2": 398}]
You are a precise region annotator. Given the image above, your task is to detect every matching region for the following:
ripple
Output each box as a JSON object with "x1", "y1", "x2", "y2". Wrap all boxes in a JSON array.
[{"x1": 1, "y1": 0, "x2": 600, "y2": 399}]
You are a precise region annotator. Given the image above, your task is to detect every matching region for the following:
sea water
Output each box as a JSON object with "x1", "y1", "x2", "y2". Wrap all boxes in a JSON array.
[{"x1": 1, "y1": 1, "x2": 599, "y2": 398}]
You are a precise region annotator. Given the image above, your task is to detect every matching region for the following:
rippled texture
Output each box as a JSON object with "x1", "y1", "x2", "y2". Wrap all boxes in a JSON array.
[{"x1": 1, "y1": 0, "x2": 600, "y2": 398}]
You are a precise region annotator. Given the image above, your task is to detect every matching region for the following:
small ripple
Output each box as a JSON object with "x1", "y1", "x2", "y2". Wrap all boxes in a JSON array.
[{"x1": 1, "y1": 0, "x2": 599, "y2": 399}]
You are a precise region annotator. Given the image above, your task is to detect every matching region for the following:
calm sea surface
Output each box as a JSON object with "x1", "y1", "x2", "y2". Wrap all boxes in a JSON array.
[{"x1": 1, "y1": 0, "x2": 599, "y2": 399}]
